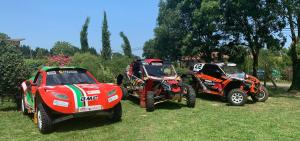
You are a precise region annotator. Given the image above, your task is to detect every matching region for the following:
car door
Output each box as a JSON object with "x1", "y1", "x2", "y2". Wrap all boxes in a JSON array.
[
  {"x1": 199, "y1": 64, "x2": 224, "y2": 92},
  {"x1": 27, "y1": 72, "x2": 43, "y2": 109}
]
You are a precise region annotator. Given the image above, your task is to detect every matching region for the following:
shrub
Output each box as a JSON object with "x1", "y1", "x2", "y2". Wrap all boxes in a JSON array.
[
  {"x1": 0, "y1": 44, "x2": 30, "y2": 98},
  {"x1": 71, "y1": 53, "x2": 115, "y2": 82}
]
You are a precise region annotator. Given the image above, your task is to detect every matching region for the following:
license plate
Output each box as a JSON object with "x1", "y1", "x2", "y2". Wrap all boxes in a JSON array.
[{"x1": 78, "y1": 105, "x2": 102, "y2": 112}]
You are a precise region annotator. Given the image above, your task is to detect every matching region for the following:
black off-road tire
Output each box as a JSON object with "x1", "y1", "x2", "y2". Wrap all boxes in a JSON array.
[
  {"x1": 37, "y1": 102, "x2": 53, "y2": 134},
  {"x1": 121, "y1": 87, "x2": 128, "y2": 100},
  {"x1": 146, "y1": 91, "x2": 155, "y2": 112},
  {"x1": 227, "y1": 88, "x2": 247, "y2": 106},
  {"x1": 111, "y1": 103, "x2": 122, "y2": 122},
  {"x1": 21, "y1": 94, "x2": 28, "y2": 115},
  {"x1": 182, "y1": 83, "x2": 196, "y2": 108},
  {"x1": 251, "y1": 86, "x2": 269, "y2": 102}
]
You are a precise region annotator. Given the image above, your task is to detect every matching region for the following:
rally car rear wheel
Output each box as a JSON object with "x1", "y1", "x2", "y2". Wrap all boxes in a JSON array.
[
  {"x1": 251, "y1": 86, "x2": 269, "y2": 102},
  {"x1": 182, "y1": 84, "x2": 196, "y2": 108},
  {"x1": 111, "y1": 103, "x2": 122, "y2": 122},
  {"x1": 37, "y1": 103, "x2": 53, "y2": 134},
  {"x1": 146, "y1": 91, "x2": 155, "y2": 112},
  {"x1": 227, "y1": 89, "x2": 247, "y2": 106}
]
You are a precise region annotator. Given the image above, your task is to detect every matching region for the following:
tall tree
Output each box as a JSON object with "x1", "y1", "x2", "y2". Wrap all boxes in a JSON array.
[
  {"x1": 80, "y1": 17, "x2": 90, "y2": 52},
  {"x1": 120, "y1": 32, "x2": 133, "y2": 58},
  {"x1": 143, "y1": 39, "x2": 158, "y2": 58},
  {"x1": 144, "y1": 0, "x2": 221, "y2": 61},
  {"x1": 282, "y1": 0, "x2": 300, "y2": 91},
  {"x1": 220, "y1": 0, "x2": 286, "y2": 77},
  {"x1": 101, "y1": 11, "x2": 112, "y2": 60}
]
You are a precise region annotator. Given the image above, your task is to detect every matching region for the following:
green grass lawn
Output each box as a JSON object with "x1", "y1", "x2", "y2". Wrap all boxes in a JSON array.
[{"x1": 1, "y1": 87, "x2": 300, "y2": 141}]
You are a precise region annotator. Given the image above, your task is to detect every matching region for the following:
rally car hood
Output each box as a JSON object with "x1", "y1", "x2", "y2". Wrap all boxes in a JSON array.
[
  {"x1": 228, "y1": 72, "x2": 260, "y2": 83},
  {"x1": 40, "y1": 83, "x2": 122, "y2": 114}
]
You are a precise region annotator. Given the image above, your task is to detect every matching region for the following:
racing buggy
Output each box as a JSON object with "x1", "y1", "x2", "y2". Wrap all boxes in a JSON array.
[
  {"x1": 183, "y1": 63, "x2": 268, "y2": 106},
  {"x1": 20, "y1": 66, "x2": 123, "y2": 133},
  {"x1": 117, "y1": 59, "x2": 196, "y2": 112}
]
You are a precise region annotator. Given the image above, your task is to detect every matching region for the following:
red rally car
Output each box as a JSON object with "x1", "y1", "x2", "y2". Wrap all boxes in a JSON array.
[{"x1": 20, "y1": 66, "x2": 123, "y2": 133}]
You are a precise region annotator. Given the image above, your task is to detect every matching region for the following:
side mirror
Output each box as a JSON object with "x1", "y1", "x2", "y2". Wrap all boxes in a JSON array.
[{"x1": 26, "y1": 80, "x2": 37, "y2": 86}]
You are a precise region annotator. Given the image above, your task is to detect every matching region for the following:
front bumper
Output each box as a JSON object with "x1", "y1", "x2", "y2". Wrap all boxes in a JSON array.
[{"x1": 52, "y1": 109, "x2": 112, "y2": 124}]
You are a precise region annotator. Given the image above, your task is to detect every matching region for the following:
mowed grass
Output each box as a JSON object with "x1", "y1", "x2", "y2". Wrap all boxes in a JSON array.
[{"x1": 0, "y1": 87, "x2": 300, "y2": 141}]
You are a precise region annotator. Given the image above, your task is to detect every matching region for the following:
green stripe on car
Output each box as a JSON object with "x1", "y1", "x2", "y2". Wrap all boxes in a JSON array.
[{"x1": 65, "y1": 85, "x2": 83, "y2": 108}]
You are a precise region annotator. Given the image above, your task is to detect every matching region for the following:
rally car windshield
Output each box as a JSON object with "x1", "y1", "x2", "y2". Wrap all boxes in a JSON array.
[
  {"x1": 46, "y1": 70, "x2": 96, "y2": 86},
  {"x1": 144, "y1": 64, "x2": 176, "y2": 78},
  {"x1": 222, "y1": 66, "x2": 243, "y2": 75}
]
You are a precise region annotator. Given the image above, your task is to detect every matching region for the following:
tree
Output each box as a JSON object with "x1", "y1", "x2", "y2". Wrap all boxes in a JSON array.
[
  {"x1": 144, "y1": 0, "x2": 222, "y2": 61},
  {"x1": 0, "y1": 32, "x2": 10, "y2": 41},
  {"x1": 0, "y1": 42, "x2": 29, "y2": 98},
  {"x1": 143, "y1": 39, "x2": 158, "y2": 58},
  {"x1": 120, "y1": 32, "x2": 133, "y2": 58},
  {"x1": 101, "y1": 11, "x2": 112, "y2": 60},
  {"x1": 20, "y1": 45, "x2": 34, "y2": 59},
  {"x1": 50, "y1": 41, "x2": 79, "y2": 56},
  {"x1": 88, "y1": 47, "x2": 98, "y2": 55},
  {"x1": 282, "y1": 0, "x2": 300, "y2": 91},
  {"x1": 80, "y1": 17, "x2": 90, "y2": 52},
  {"x1": 220, "y1": 0, "x2": 286, "y2": 77},
  {"x1": 35, "y1": 47, "x2": 50, "y2": 59}
]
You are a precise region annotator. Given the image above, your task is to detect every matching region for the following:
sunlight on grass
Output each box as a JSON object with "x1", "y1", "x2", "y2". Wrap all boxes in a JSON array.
[{"x1": 0, "y1": 89, "x2": 299, "y2": 141}]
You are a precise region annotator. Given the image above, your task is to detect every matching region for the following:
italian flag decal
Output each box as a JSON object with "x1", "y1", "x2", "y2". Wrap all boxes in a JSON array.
[{"x1": 65, "y1": 85, "x2": 89, "y2": 109}]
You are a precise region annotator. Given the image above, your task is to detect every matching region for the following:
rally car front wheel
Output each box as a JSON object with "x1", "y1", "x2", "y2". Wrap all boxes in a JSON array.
[
  {"x1": 146, "y1": 91, "x2": 155, "y2": 112},
  {"x1": 182, "y1": 83, "x2": 196, "y2": 108},
  {"x1": 251, "y1": 86, "x2": 269, "y2": 102},
  {"x1": 110, "y1": 103, "x2": 122, "y2": 122},
  {"x1": 227, "y1": 89, "x2": 247, "y2": 106},
  {"x1": 37, "y1": 103, "x2": 53, "y2": 134}
]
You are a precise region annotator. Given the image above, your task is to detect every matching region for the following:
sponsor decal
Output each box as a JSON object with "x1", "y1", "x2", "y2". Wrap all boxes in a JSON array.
[
  {"x1": 108, "y1": 95, "x2": 119, "y2": 103},
  {"x1": 53, "y1": 100, "x2": 69, "y2": 107},
  {"x1": 81, "y1": 96, "x2": 98, "y2": 102},
  {"x1": 47, "y1": 71, "x2": 57, "y2": 75},
  {"x1": 77, "y1": 84, "x2": 99, "y2": 89},
  {"x1": 87, "y1": 90, "x2": 101, "y2": 95},
  {"x1": 78, "y1": 105, "x2": 102, "y2": 112}
]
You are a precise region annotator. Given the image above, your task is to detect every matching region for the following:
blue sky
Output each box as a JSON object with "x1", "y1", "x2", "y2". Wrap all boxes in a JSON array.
[
  {"x1": 0, "y1": 0, "x2": 159, "y2": 56},
  {"x1": 0, "y1": 0, "x2": 293, "y2": 57}
]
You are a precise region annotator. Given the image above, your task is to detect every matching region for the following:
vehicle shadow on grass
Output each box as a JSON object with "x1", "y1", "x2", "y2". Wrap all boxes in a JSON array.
[
  {"x1": 126, "y1": 96, "x2": 184, "y2": 110},
  {"x1": 53, "y1": 116, "x2": 117, "y2": 133},
  {"x1": 196, "y1": 93, "x2": 256, "y2": 105}
]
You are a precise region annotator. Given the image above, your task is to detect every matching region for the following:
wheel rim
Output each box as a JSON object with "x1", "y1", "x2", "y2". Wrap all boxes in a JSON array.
[
  {"x1": 257, "y1": 90, "x2": 266, "y2": 100},
  {"x1": 37, "y1": 110, "x2": 42, "y2": 129},
  {"x1": 21, "y1": 98, "x2": 25, "y2": 112},
  {"x1": 231, "y1": 93, "x2": 244, "y2": 104}
]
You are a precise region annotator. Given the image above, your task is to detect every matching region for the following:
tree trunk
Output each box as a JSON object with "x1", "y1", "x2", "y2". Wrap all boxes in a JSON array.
[
  {"x1": 252, "y1": 52, "x2": 258, "y2": 77},
  {"x1": 289, "y1": 62, "x2": 300, "y2": 91},
  {"x1": 287, "y1": 7, "x2": 300, "y2": 91}
]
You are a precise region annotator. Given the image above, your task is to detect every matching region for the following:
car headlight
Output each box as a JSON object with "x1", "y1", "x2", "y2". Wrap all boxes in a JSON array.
[
  {"x1": 52, "y1": 93, "x2": 69, "y2": 100},
  {"x1": 107, "y1": 89, "x2": 117, "y2": 96}
]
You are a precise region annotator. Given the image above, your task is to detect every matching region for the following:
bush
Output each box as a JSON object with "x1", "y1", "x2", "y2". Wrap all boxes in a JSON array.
[
  {"x1": 71, "y1": 53, "x2": 115, "y2": 82},
  {"x1": 0, "y1": 44, "x2": 30, "y2": 98},
  {"x1": 24, "y1": 58, "x2": 47, "y2": 74}
]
